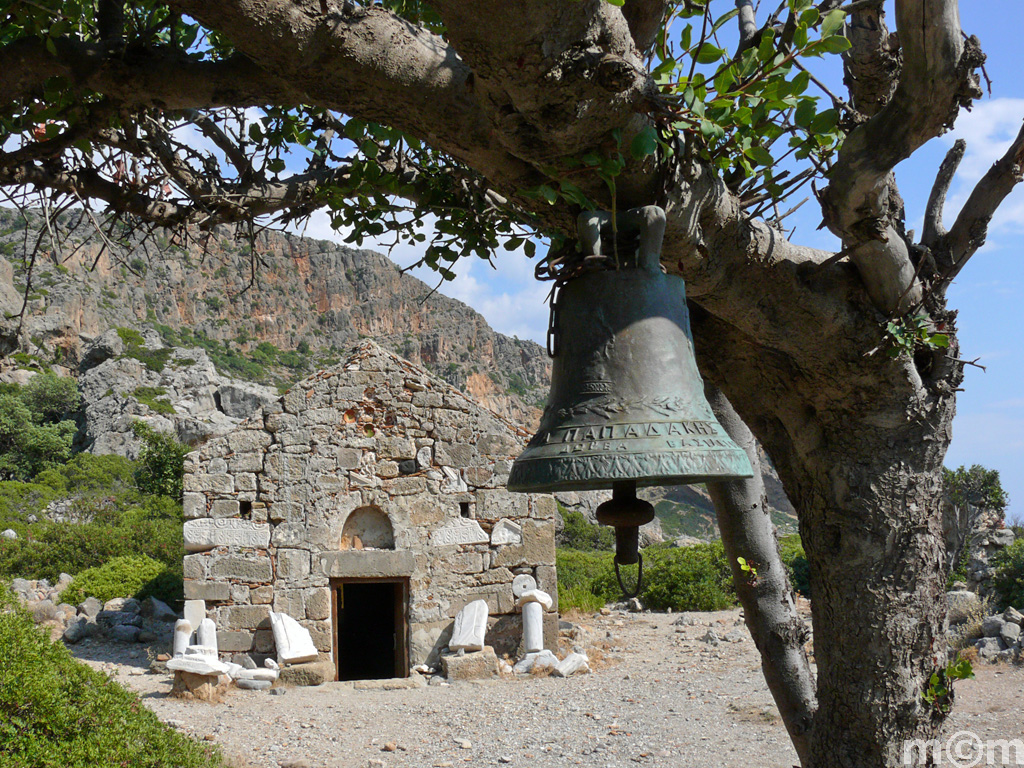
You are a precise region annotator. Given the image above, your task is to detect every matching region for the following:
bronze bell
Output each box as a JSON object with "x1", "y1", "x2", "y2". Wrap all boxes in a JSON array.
[{"x1": 508, "y1": 206, "x2": 753, "y2": 595}]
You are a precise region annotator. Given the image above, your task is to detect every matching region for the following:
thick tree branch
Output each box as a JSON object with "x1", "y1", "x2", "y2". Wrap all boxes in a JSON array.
[
  {"x1": 921, "y1": 138, "x2": 965, "y2": 249},
  {"x1": 941, "y1": 120, "x2": 1024, "y2": 283},
  {"x1": 821, "y1": 0, "x2": 982, "y2": 315},
  {"x1": 0, "y1": 36, "x2": 301, "y2": 110},
  {"x1": 705, "y1": 384, "x2": 816, "y2": 768},
  {"x1": 735, "y1": 0, "x2": 758, "y2": 49},
  {"x1": 622, "y1": 0, "x2": 668, "y2": 54},
  {"x1": 842, "y1": 0, "x2": 898, "y2": 118}
]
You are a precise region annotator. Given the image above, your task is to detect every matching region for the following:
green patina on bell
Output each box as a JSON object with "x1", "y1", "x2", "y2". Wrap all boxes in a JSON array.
[{"x1": 508, "y1": 206, "x2": 752, "y2": 594}]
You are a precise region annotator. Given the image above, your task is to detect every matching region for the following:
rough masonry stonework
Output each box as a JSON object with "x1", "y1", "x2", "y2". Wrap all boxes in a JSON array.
[{"x1": 182, "y1": 341, "x2": 558, "y2": 674}]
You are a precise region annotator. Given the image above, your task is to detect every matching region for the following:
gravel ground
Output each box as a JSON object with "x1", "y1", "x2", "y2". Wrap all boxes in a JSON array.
[{"x1": 70, "y1": 608, "x2": 1023, "y2": 768}]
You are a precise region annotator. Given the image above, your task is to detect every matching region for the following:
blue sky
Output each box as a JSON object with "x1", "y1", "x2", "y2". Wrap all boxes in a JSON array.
[{"x1": 299, "y1": 2, "x2": 1024, "y2": 520}]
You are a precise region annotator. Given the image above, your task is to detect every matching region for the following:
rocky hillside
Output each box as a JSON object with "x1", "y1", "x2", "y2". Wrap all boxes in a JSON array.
[{"x1": 0, "y1": 207, "x2": 549, "y2": 427}]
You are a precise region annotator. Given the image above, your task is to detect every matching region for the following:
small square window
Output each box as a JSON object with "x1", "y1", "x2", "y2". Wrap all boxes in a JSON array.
[
  {"x1": 459, "y1": 502, "x2": 471, "y2": 519},
  {"x1": 240, "y1": 500, "x2": 253, "y2": 520}
]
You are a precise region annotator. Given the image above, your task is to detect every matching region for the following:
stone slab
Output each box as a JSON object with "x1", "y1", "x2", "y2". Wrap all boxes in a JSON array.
[
  {"x1": 319, "y1": 550, "x2": 415, "y2": 578},
  {"x1": 167, "y1": 656, "x2": 228, "y2": 676},
  {"x1": 441, "y1": 646, "x2": 499, "y2": 681},
  {"x1": 184, "y1": 519, "x2": 271, "y2": 552},
  {"x1": 279, "y1": 660, "x2": 335, "y2": 686},
  {"x1": 430, "y1": 517, "x2": 488, "y2": 547},
  {"x1": 184, "y1": 581, "x2": 231, "y2": 602}
]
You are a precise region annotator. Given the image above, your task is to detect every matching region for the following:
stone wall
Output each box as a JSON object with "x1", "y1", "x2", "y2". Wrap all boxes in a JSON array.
[{"x1": 182, "y1": 342, "x2": 557, "y2": 670}]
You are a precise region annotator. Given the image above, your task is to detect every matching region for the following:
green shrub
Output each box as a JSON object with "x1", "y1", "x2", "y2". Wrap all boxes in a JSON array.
[
  {"x1": 131, "y1": 421, "x2": 189, "y2": 500},
  {"x1": 557, "y1": 508, "x2": 615, "y2": 551},
  {"x1": 131, "y1": 386, "x2": 176, "y2": 415},
  {"x1": 20, "y1": 372, "x2": 80, "y2": 423},
  {"x1": 0, "y1": 588, "x2": 223, "y2": 768},
  {"x1": 557, "y1": 542, "x2": 739, "y2": 612},
  {"x1": 992, "y1": 539, "x2": 1024, "y2": 611},
  {"x1": 60, "y1": 555, "x2": 180, "y2": 606},
  {"x1": 602, "y1": 542, "x2": 737, "y2": 612},
  {"x1": 778, "y1": 534, "x2": 811, "y2": 597},
  {"x1": 0, "y1": 394, "x2": 76, "y2": 480}
]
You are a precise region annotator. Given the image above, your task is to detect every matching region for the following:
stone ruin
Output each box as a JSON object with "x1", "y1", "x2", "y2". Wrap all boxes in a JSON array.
[{"x1": 181, "y1": 341, "x2": 558, "y2": 681}]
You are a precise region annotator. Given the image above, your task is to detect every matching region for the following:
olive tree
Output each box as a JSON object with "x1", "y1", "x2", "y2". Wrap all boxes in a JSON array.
[{"x1": 2, "y1": 1, "x2": 1021, "y2": 764}]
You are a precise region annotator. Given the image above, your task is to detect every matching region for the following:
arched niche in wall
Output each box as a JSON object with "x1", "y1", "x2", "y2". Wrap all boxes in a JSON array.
[{"x1": 340, "y1": 505, "x2": 395, "y2": 550}]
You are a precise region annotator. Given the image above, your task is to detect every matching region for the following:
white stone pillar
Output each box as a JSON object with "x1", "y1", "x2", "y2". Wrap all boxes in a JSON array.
[{"x1": 516, "y1": 589, "x2": 553, "y2": 654}]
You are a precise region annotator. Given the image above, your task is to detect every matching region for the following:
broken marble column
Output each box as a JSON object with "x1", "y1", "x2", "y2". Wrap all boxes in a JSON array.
[
  {"x1": 517, "y1": 589, "x2": 553, "y2": 654},
  {"x1": 192, "y1": 617, "x2": 218, "y2": 657},
  {"x1": 449, "y1": 599, "x2": 489, "y2": 652},
  {"x1": 172, "y1": 619, "x2": 192, "y2": 658},
  {"x1": 269, "y1": 611, "x2": 319, "y2": 664}
]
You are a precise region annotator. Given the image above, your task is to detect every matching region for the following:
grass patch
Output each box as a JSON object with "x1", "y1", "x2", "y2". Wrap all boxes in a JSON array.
[{"x1": 0, "y1": 588, "x2": 225, "y2": 768}]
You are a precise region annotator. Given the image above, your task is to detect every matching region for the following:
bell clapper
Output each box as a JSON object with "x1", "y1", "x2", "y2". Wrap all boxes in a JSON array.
[{"x1": 596, "y1": 481, "x2": 655, "y2": 599}]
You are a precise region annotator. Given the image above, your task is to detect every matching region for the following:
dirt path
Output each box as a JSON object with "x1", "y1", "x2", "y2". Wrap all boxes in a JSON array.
[{"x1": 72, "y1": 609, "x2": 1023, "y2": 768}]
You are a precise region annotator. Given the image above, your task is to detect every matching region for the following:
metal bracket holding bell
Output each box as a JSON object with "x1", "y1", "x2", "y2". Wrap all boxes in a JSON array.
[{"x1": 507, "y1": 205, "x2": 754, "y2": 600}]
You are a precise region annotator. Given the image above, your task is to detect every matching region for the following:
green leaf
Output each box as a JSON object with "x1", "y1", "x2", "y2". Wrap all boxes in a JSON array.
[
  {"x1": 604, "y1": 0, "x2": 625, "y2": 5},
  {"x1": 266, "y1": 158, "x2": 285, "y2": 173},
  {"x1": 820, "y1": 35, "x2": 852, "y2": 54},
  {"x1": 809, "y1": 108, "x2": 838, "y2": 133},
  {"x1": 524, "y1": 240, "x2": 536, "y2": 258},
  {"x1": 821, "y1": 9, "x2": 847, "y2": 38},
  {"x1": 695, "y1": 43, "x2": 725, "y2": 64},
  {"x1": 745, "y1": 146, "x2": 774, "y2": 166},
  {"x1": 630, "y1": 125, "x2": 658, "y2": 159},
  {"x1": 540, "y1": 185, "x2": 558, "y2": 204},
  {"x1": 503, "y1": 237, "x2": 523, "y2": 251},
  {"x1": 928, "y1": 334, "x2": 950, "y2": 348}
]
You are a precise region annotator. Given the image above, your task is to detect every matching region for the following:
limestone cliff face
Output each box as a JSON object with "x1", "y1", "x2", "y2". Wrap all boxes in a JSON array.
[{"x1": 0, "y1": 208, "x2": 548, "y2": 427}]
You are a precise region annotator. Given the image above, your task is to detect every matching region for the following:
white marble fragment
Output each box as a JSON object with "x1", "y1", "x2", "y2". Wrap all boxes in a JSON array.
[
  {"x1": 183, "y1": 599, "x2": 206, "y2": 631},
  {"x1": 172, "y1": 619, "x2": 193, "y2": 658},
  {"x1": 511, "y1": 574, "x2": 537, "y2": 598},
  {"x1": 490, "y1": 519, "x2": 523, "y2": 546},
  {"x1": 183, "y1": 518, "x2": 271, "y2": 552},
  {"x1": 234, "y1": 667, "x2": 279, "y2": 682},
  {"x1": 430, "y1": 517, "x2": 488, "y2": 546},
  {"x1": 439, "y1": 466, "x2": 468, "y2": 493},
  {"x1": 416, "y1": 445, "x2": 432, "y2": 469},
  {"x1": 516, "y1": 589, "x2": 553, "y2": 611},
  {"x1": 513, "y1": 650, "x2": 559, "y2": 674},
  {"x1": 167, "y1": 656, "x2": 229, "y2": 676},
  {"x1": 197, "y1": 618, "x2": 218, "y2": 656},
  {"x1": 184, "y1": 645, "x2": 217, "y2": 658},
  {"x1": 269, "y1": 611, "x2": 319, "y2": 664},
  {"x1": 449, "y1": 599, "x2": 489, "y2": 652},
  {"x1": 265, "y1": 658, "x2": 280, "y2": 670},
  {"x1": 554, "y1": 652, "x2": 590, "y2": 677}
]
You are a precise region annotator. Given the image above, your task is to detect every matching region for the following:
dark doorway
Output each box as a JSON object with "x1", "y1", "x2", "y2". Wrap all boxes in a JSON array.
[{"x1": 333, "y1": 578, "x2": 409, "y2": 681}]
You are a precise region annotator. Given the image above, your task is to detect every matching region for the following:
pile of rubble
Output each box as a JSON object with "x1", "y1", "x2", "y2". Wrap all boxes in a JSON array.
[{"x1": 8, "y1": 577, "x2": 178, "y2": 644}]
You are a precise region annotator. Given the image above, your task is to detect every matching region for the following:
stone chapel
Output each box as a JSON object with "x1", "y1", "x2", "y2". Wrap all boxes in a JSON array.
[{"x1": 181, "y1": 341, "x2": 558, "y2": 680}]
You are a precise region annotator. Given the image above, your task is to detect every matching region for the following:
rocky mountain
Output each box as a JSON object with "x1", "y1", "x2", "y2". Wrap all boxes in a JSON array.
[
  {"x1": 0, "y1": 206, "x2": 796, "y2": 540},
  {"x1": 0, "y1": 207, "x2": 549, "y2": 428}
]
